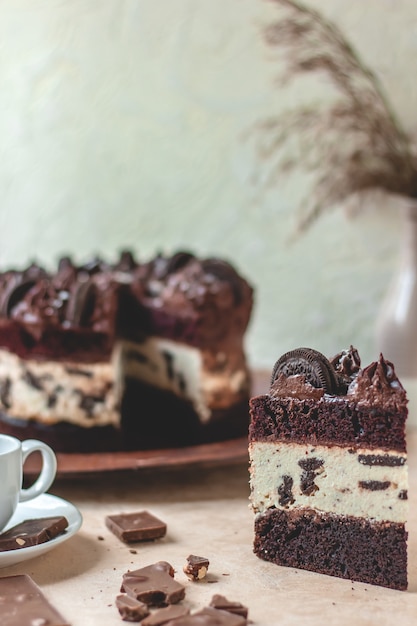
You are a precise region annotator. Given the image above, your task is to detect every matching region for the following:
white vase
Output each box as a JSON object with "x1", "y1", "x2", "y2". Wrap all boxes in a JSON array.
[{"x1": 376, "y1": 201, "x2": 417, "y2": 426}]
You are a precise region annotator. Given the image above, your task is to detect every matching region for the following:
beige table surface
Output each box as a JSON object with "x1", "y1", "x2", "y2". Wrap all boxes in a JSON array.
[{"x1": 1, "y1": 429, "x2": 416, "y2": 626}]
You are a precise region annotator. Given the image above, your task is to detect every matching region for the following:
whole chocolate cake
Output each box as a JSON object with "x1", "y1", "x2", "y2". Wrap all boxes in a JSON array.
[
  {"x1": 0, "y1": 251, "x2": 253, "y2": 452},
  {"x1": 249, "y1": 347, "x2": 408, "y2": 590}
]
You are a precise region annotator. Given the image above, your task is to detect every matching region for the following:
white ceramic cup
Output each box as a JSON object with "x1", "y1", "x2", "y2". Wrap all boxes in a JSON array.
[{"x1": 0, "y1": 435, "x2": 57, "y2": 532}]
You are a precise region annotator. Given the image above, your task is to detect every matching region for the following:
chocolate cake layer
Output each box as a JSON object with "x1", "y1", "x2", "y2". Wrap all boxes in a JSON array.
[
  {"x1": 0, "y1": 321, "x2": 113, "y2": 362},
  {"x1": 249, "y1": 394, "x2": 406, "y2": 452},
  {"x1": 254, "y1": 507, "x2": 408, "y2": 590},
  {"x1": 0, "y1": 412, "x2": 123, "y2": 453}
]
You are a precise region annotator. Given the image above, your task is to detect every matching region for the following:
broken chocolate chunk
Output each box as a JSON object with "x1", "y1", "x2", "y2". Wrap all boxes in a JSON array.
[
  {"x1": 0, "y1": 516, "x2": 68, "y2": 551},
  {"x1": 121, "y1": 561, "x2": 185, "y2": 606},
  {"x1": 162, "y1": 607, "x2": 246, "y2": 625},
  {"x1": 0, "y1": 574, "x2": 69, "y2": 625},
  {"x1": 183, "y1": 554, "x2": 210, "y2": 581},
  {"x1": 106, "y1": 511, "x2": 167, "y2": 543},
  {"x1": 115, "y1": 594, "x2": 149, "y2": 622},
  {"x1": 209, "y1": 595, "x2": 248, "y2": 619},
  {"x1": 142, "y1": 604, "x2": 190, "y2": 625}
]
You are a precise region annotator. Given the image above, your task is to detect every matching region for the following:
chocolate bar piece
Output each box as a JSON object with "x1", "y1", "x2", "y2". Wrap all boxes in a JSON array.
[
  {"x1": 141, "y1": 604, "x2": 190, "y2": 625},
  {"x1": 0, "y1": 574, "x2": 69, "y2": 626},
  {"x1": 209, "y1": 595, "x2": 248, "y2": 619},
  {"x1": 106, "y1": 511, "x2": 167, "y2": 543},
  {"x1": 121, "y1": 561, "x2": 185, "y2": 606},
  {"x1": 163, "y1": 607, "x2": 246, "y2": 625},
  {"x1": 115, "y1": 594, "x2": 149, "y2": 622},
  {"x1": 183, "y1": 555, "x2": 209, "y2": 581},
  {"x1": 0, "y1": 516, "x2": 68, "y2": 551}
]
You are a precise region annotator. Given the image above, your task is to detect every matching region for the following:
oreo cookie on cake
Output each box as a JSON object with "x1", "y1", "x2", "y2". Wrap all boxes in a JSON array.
[
  {"x1": 0, "y1": 251, "x2": 253, "y2": 452},
  {"x1": 249, "y1": 346, "x2": 408, "y2": 590}
]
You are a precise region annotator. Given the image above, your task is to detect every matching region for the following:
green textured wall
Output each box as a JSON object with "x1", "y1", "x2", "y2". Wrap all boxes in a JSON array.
[{"x1": 0, "y1": 0, "x2": 413, "y2": 369}]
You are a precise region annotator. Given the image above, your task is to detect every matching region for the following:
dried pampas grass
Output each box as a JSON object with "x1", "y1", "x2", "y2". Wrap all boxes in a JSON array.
[{"x1": 252, "y1": 0, "x2": 417, "y2": 233}]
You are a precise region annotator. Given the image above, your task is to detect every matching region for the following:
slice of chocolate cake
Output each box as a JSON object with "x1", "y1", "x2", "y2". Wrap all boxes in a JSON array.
[
  {"x1": 249, "y1": 347, "x2": 408, "y2": 590},
  {"x1": 0, "y1": 251, "x2": 253, "y2": 452}
]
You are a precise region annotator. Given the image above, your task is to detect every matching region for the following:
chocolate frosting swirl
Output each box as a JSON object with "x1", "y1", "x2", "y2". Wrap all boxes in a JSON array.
[
  {"x1": 347, "y1": 353, "x2": 407, "y2": 408},
  {"x1": 329, "y1": 345, "x2": 361, "y2": 393},
  {"x1": 269, "y1": 346, "x2": 407, "y2": 414}
]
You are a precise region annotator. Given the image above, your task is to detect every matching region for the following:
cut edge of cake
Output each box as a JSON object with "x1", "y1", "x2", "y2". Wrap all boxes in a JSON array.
[{"x1": 249, "y1": 346, "x2": 408, "y2": 591}]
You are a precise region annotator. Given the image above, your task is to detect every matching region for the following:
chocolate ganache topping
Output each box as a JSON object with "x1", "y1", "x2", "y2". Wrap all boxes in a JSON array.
[
  {"x1": 270, "y1": 373, "x2": 325, "y2": 400},
  {"x1": 0, "y1": 251, "x2": 253, "y2": 348},
  {"x1": 1, "y1": 259, "x2": 119, "y2": 340},
  {"x1": 347, "y1": 354, "x2": 407, "y2": 409},
  {"x1": 329, "y1": 345, "x2": 361, "y2": 393},
  {"x1": 270, "y1": 347, "x2": 407, "y2": 409},
  {"x1": 130, "y1": 252, "x2": 253, "y2": 345}
]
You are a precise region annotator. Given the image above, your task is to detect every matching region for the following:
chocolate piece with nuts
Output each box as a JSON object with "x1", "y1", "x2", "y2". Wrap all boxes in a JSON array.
[
  {"x1": 183, "y1": 554, "x2": 210, "y2": 581},
  {"x1": 115, "y1": 595, "x2": 149, "y2": 622},
  {"x1": 209, "y1": 595, "x2": 248, "y2": 619},
  {"x1": 106, "y1": 511, "x2": 167, "y2": 544},
  {"x1": 121, "y1": 561, "x2": 185, "y2": 606},
  {"x1": 0, "y1": 516, "x2": 68, "y2": 551}
]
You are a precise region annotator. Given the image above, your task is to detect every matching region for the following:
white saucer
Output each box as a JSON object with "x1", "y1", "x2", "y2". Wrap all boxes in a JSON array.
[{"x1": 0, "y1": 493, "x2": 82, "y2": 568}]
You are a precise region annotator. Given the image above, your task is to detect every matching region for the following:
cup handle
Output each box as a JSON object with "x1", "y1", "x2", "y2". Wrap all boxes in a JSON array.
[{"x1": 19, "y1": 440, "x2": 58, "y2": 503}]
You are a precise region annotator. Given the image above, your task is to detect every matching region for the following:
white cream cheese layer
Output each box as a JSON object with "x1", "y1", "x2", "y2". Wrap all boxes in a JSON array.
[
  {"x1": 0, "y1": 349, "x2": 118, "y2": 427},
  {"x1": 249, "y1": 441, "x2": 408, "y2": 523},
  {"x1": 118, "y1": 337, "x2": 247, "y2": 423},
  {"x1": 0, "y1": 338, "x2": 249, "y2": 428}
]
